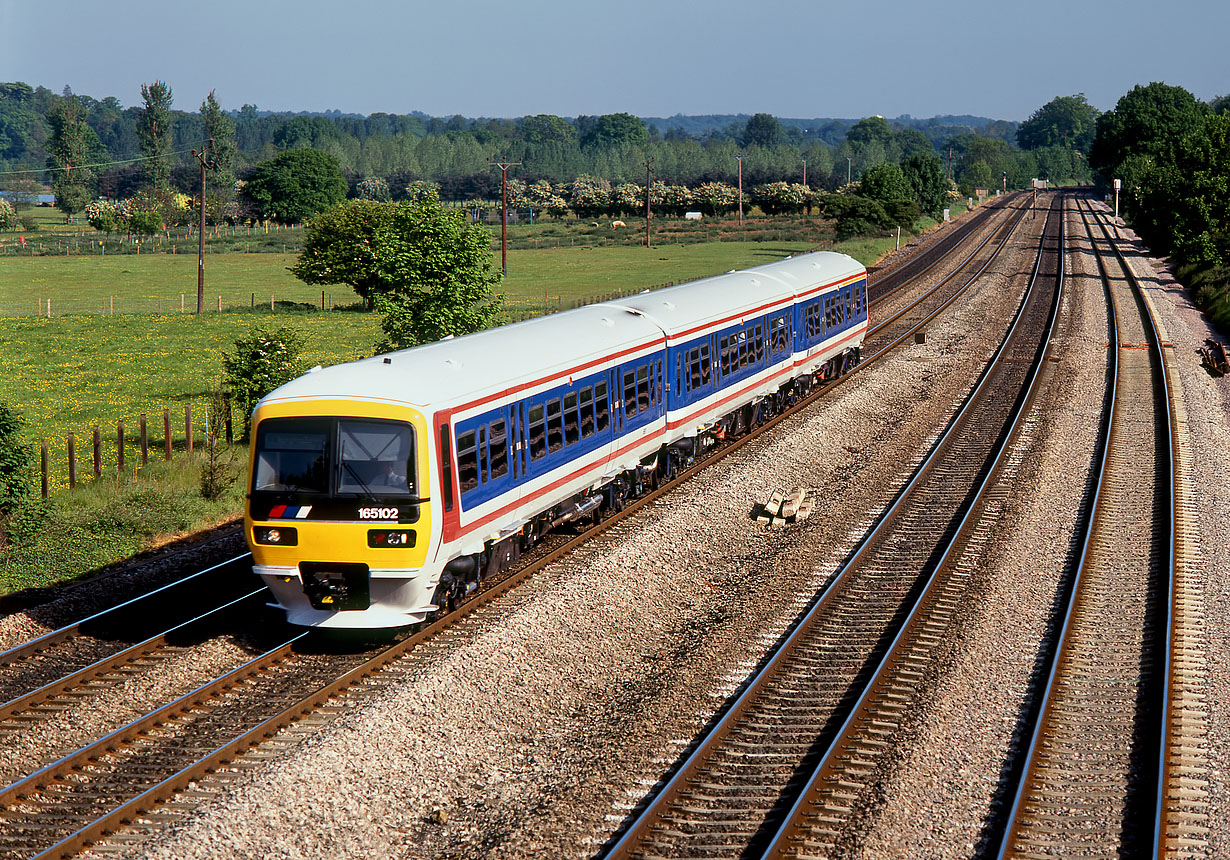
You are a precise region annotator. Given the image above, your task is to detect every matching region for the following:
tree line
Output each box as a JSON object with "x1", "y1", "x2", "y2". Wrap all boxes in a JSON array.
[
  {"x1": 3, "y1": 81, "x2": 1095, "y2": 227},
  {"x1": 1087, "y1": 84, "x2": 1230, "y2": 332}
]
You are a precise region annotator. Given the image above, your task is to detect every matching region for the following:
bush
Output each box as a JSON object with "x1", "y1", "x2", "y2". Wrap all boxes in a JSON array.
[
  {"x1": 0, "y1": 199, "x2": 16, "y2": 231},
  {"x1": 821, "y1": 194, "x2": 892, "y2": 241},
  {"x1": 128, "y1": 209, "x2": 162, "y2": 237},
  {"x1": 200, "y1": 389, "x2": 239, "y2": 501},
  {"x1": 222, "y1": 326, "x2": 306, "y2": 440},
  {"x1": 0, "y1": 403, "x2": 45, "y2": 548}
]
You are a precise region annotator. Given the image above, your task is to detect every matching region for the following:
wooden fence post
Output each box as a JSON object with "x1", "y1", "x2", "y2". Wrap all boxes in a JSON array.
[
  {"x1": 117, "y1": 420, "x2": 125, "y2": 471},
  {"x1": 93, "y1": 426, "x2": 101, "y2": 477},
  {"x1": 186, "y1": 405, "x2": 193, "y2": 454},
  {"x1": 68, "y1": 433, "x2": 76, "y2": 489},
  {"x1": 164, "y1": 409, "x2": 172, "y2": 460},
  {"x1": 40, "y1": 440, "x2": 48, "y2": 499},
  {"x1": 140, "y1": 414, "x2": 148, "y2": 466}
]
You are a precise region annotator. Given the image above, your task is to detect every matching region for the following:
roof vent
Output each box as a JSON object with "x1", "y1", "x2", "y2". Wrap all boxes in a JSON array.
[
  {"x1": 307, "y1": 365, "x2": 322, "y2": 373},
  {"x1": 383, "y1": 357, "x2": 392, "y2": 365}
]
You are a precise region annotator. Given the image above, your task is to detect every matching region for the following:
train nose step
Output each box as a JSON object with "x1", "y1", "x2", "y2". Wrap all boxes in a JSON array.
[{"x1": 753, "y1": 486, "x2": 813, "y2": 526}]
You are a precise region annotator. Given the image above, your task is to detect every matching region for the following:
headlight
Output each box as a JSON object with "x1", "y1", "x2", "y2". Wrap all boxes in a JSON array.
[
  {"x1": 254, "y1": 526, "x2": 298, "y2": 546},
  {"x1": 368, "y1": 530, "x2": 416, "y2": 548}
]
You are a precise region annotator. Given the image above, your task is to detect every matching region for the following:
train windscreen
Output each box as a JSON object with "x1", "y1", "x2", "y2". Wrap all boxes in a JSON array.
[{"x1": 252, "y1": 417, "x2": 416, "y2": 497}]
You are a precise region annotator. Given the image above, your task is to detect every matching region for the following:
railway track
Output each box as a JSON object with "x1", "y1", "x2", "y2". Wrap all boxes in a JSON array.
[
  {"x1": 992, "y1": 197, "x2": 1199, "y2": 858},
  {"x1": 602, "y1": 195, "x2": 1064, "y2": 859},
  {"x1": 0, "y1": 196, "x2": 1028, "y2": 860}
]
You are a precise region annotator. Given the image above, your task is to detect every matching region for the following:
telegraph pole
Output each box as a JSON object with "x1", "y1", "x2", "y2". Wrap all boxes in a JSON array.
[
  {"x1": 847, "y1": 156, "x2": 852, "y2": 185},
  {"x1": 736, "y1": 154, "x2": 744, "y2": 226},
  {"x1": 488, "y1": 157, "x2": 521, "y2": 277},
  {"x1": 802, "y1": 158, "x2": 807, "y2": 187},
  {"x1": 644, "y1": 157, "x2": 654, "y2": 248},
  {"x1": 191, "y1": 139, "x2": 215, "y2": 314}
]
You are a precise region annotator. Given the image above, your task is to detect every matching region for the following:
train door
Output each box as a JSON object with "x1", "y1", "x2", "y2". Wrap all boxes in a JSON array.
[{"x1": 611, "y1": 368, "x2": 623, "y2": 435}]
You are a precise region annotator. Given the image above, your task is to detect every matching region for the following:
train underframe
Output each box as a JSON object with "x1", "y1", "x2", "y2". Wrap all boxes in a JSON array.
[{"x1": 430, "y1": 345, "x2": 861, "y2": 615}]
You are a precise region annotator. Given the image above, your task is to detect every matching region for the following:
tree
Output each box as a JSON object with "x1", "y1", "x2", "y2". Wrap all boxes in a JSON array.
[
  {"x1": 370, "y1": 195, "x2": 503, "y2": 351},
  {"x1": 568, "y1": 175, "x2": 612, "y2": 218},
  {"x1": 1090, "y1": 82, "x2": 1207, "y2": 189},
  {"x1": 961, "y1": 160, "x2": 994, "y2": 196},
  {"x1": 743, "y1": 113, "x2": 783, "y2": 148},
  {"x1": 580, "y1": 113, "x2": 647, "y2": 149},
  {"x1": 1017, "y1": 94, "x2": 1100, "y2": 153},
  {"x1": 356, "y1": 176, "x2": 391, "y2": 200},
  {"x1": 895, "y1": 128, "x2": 934, "y2": 159},
  {"x1": 0, "y1": 199, "x2": 15, "y2": 230},
  {"x1": 289, "y1": 199, "x2": 401, "y2": 302},
  {"x1": 136, "y1": 81, "x2": 174, "y2": 189},
  {"x1": 858, "y1": 162, "x2": 912, "y2": 203},
  {"x1": 611, "y1": 182, "x2": 644, "y2": 216},
  {"x1": 222, "y1": 326, "x2": 306, "y2": 440},
  {"x1": 45, "y1": 95, "x2": 100, "y2": 220},
  {"x1": 242, "y1": 148, "x2": 347, "y2": 223},
  {"x1": 200, "y1": 90, "x2": 237, "y2": 193},
  {"x1": 751, "y1": 181, "x2": 810, "y2": 215},
  {"x1": 520, "y1": 114, "x2": 576, "y2": 146},
  {"x1": 847, "y1": 116, "x2": 893, "y2": 149},
  {"x1": 692, "y1": 181, "x2": 738, "y2": 216},
  {"x1": 900, "y1": 152, "x2": 950, "y2": 218},
  {"x1": 290, "y1": 195, "x2": 504, "y2": 351},
  {"x1": 821, "y1": 194, "x2": 891, "y2": 241}
]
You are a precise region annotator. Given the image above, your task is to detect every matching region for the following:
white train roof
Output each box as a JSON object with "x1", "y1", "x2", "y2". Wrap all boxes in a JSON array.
[
  {"x1": 259, "y1": 303, "x2": 664, "y2": 411},
  {"x1": 614, "y1": 251, "x2": 864, "y2": 335},
  {"x1": 256, "y1": 250, "x2": 864, "y2": 415}
]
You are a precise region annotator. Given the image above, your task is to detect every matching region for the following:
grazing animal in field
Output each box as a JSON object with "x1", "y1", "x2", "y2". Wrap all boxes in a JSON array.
[
  {"x1": 591, "y1": 222, "x2": 599, "y2": 227},
  {"x1": 611, "y1": 220, "x2": 626, "y2": 229}
]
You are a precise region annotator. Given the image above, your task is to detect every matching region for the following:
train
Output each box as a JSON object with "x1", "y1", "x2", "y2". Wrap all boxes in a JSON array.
[{"x1": 244, "y1": 251, "x2": 869, "y2": 629}]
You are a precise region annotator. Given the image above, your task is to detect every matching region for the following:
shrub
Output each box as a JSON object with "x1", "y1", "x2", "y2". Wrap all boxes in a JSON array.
[
  {"x1": 84, "y1": 200, "x2": 118, "y2": 232},
  {"x1": 0, "y1": 199, "x2": 16, "y2": 231},
  {"x1": 199, "y1": 389, "x2": 239, "y2": 501},
  {"x1": 222, "y1": 326, "x2": 306, "y2": 440},
  {"x1": 0, "y1": 403, "x2": 45, "y2": 548},
  {"x1": 128, "y1": 209, "x2": 162, "y2": 237}
]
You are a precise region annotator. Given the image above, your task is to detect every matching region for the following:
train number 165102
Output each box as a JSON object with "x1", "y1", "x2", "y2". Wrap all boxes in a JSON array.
[{"x1": 358, "y1": 507, "x2": 400, "y2": 521}]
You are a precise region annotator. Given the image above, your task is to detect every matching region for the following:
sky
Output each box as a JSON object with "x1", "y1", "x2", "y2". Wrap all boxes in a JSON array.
[{"x1": 3, "y1": 0, "x2": 1227, "y2": 123}]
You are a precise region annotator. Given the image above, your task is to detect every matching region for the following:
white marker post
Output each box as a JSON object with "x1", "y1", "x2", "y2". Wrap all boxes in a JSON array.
[{"x1": 1113, "y1": 178, "x2": 1121, "y2": 238}]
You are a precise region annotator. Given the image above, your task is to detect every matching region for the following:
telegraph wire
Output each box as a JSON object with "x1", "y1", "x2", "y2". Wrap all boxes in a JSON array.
[{"x1": 0, "y1": 144, "x2": 209, "y2": 178}]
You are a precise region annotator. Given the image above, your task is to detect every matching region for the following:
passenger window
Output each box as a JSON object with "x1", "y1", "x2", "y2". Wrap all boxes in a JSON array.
[
  {"x1": 580, "y1": 387, "x2": 595, "y2": 438},
  {"x1": 595, "y1": 381, "x2": 610, "y2": 432},
  {"x1": 564, "y1": 392, "x2": 580, "y2": 445},
  {"x1": 528, "y1": 405, "x2": 546, "y2": 461},
  {"x1": 546, "y1": 399, "x2": 563, "y2": 453},
  {"x1": 700, "y1": 344, "x2": 711, "y2": 385},
  {"x1": 720, "y1": 335, "x2": 731, "y2": 376},
  {"x1": 676, "y1": 354, "x2": 682, "y2": 396},
  {"x1": 489, "y1": 419, "x2": 508, "y2": 480},
  {"x1": 688, "y1": 347, "x2": 702, "y2": 391},
  {"x1": 624, "y1": 370, "x2": 637, "y2": 418},
  {"x1": 637, "y1": 365, "x2": 650, "y2": 413},
  {"x1": 456, "y1": 430, "x2": 478, "y2": 494}
]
